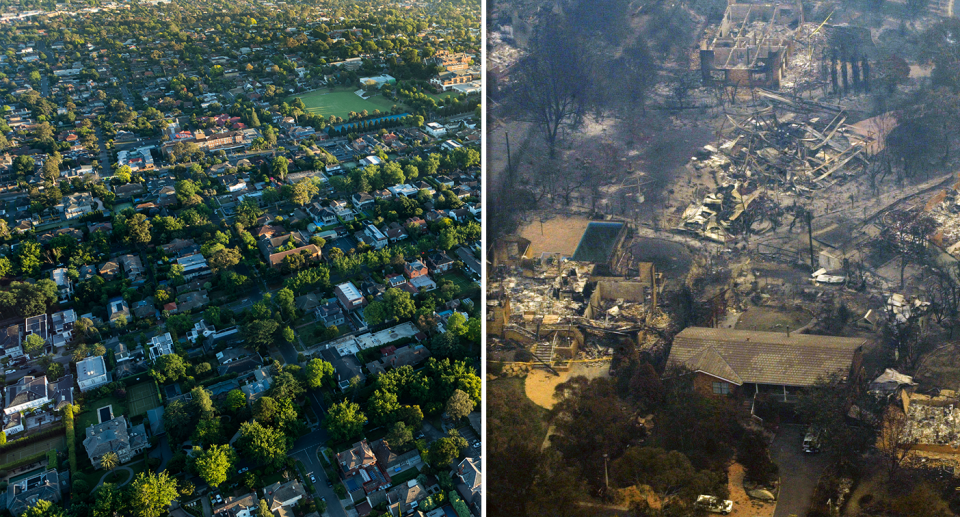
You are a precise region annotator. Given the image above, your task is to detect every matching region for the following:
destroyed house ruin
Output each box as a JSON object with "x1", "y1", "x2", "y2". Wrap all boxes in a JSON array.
[{"x1": 700, "y1": 0, "x2": 803, "y2": 88}]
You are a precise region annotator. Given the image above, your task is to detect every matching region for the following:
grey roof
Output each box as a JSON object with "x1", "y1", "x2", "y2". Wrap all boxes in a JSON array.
[
  {"x1": 77, "y1": 356, "x2": 106, "y2": 379},
  {"x1": 668, "y1": 327, "x2": 865, "y2": 387}
]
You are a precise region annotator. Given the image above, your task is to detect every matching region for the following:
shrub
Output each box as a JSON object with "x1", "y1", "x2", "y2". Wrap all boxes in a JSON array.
[{"x1": 334, "y1": 483, "x2": 347, "y2": 499}]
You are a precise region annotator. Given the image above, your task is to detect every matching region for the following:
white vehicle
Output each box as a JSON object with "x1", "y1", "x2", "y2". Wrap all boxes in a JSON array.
[
  {"x1": 696, "y1": 495, "x2": 733, "y2": 515},
  {"x1": 803, "y1": 427, "x2": 822, "y2": 453}
]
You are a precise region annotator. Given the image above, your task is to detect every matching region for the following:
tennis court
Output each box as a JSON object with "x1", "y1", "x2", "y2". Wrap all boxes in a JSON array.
[
  {"x1": 0, "y1": 436, "x2": 64, "y2": 464},
  {"x1": 127, "y1": 382, "x2": 160, "y2": 417}
]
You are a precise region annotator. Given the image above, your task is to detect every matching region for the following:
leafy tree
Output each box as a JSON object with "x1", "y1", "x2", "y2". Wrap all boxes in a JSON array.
[
  {"x1": 209, "y1": 247, "x2": 242, "y2": 273},
  {"x1": 225, "y1": 389, "x2": 247, "y2": 413},
  {"x1": 92, "y1": 482, "x2": 127, "y2": 517},
  {"x1": 275, "y1": 288, "x2": 297, "y2": 320},
  {"x1": 243, "y1": 319, "x2": 279, "y2": 352},
  {"x1": 445, "y1": 389, "x2": 475, "y2": 422},
  {"x1": 99, "y1": 451, "x2": 119, "y2": 471},
  {"x1": 611, "y1": 447, "x2": 727, "y2": 509},
  {"x1": 151, "y1": 354, "x2": 187, "y2": 383},
  {"x1": 291, "y1": 178, "x2": 319, "y2": 206},
  {"x1": 192, "y1": 387, "x2": 216, "y2": 419},
  {"x1": 269, "y1": 369, "x2": 305, "y2": 400},
  {"x1": 367, "y1": 389, "x2": 400, "y2": 426},
  {"x1": 191, "y1": 445, "x2": 235, "y2": 488},
  {"x1": 22, "y1": 500, "x2": 64, "y2": 517},
  {"x1": 238, "y1": 421, "x2": 290, "y2": 468},
  {"x1": 364, "y1": 300, "x2": 388, "y2": 325},
  {"x1": 163, "y1": 399, "x2": 197, "y2": 445},
  {"x1": 271, "y1": 156, "x2": 289, "y2": 180},
  {"x1": 386, "y1": 421, "x2": 413, "y2": 449},
  {"x1": 426, "y1": 430, "x2": 468, "y2": 468},
  {"x1": 325, "y1": 400, "x2": 366, "y2": 442},
  {"x1": 16, "y1": 241, "x2": 42, "y2": 277},
  {"x1": 384, "y1": 288, "x2": 415, "y2": 320},
  {"x1": 257, "y1": 500, "x2": 272, "y2": 517},
  {"x1": 129, "y1": 471, "x2": 179, "y2": 517},
  {"x1": 24, "y1": 333, "x2": 45, "y2": 356},
  {"x1": 305, "y1": 358, "x2": 334, "y2": 389}
]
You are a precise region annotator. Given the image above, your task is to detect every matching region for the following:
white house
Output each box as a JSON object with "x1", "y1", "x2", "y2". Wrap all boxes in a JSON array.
[
  {"x1": 424, "y1": 122, "x2": 446, "y2": 138},
  {"x1": 77, "y1": 356, "x2": 109, "y2": 392},
  {"x1": 148, "y1": 333, "x2": 174, "y2": 361}
]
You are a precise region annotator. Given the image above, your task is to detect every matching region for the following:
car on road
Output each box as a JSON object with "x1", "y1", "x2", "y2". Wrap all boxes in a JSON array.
[
  {"x1": 310, "y1": 473, "x2": 316, "y2": 483},
  {"x1": 695, "y1": 495, "x2": 733, "y2": 514},
  {"x1": 213, "y1": 494, "x2": 223, "y2": 505},
  {"x1": 238, "y1": 467, "x2": 249, "y2": 474},
  {"x1": 4, "y1": 369, "x2": 16, "y2": 375},
  {"x1": 326, "y1": 479, "x2": 333, "y2": 487},
  {"x1": 415, "y1": 432, "x2": 425, "y2": 440},
  {"x1": 473, "y1": 441, "x2": 481, "y2": 449}
]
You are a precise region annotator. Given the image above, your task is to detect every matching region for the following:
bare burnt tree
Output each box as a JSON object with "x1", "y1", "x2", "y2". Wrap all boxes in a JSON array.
[
  {"x1": 879, "y1": 209, "x2": 938, "y2": 289},
  {"x1": 877, "y1": 407, "x2": 916, "y2": 479},
  {"x1": 512, "y1": 15, "x2": 593, "y2": 158}
]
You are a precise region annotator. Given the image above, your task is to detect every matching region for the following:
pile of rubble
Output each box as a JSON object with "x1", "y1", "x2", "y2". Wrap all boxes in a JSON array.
[
  {"x1": 905, "y1": 401, "x2": 960, "y2": 448},
  {"x1": 678, "y1": 180, "x2": 762, "y2": 242}
]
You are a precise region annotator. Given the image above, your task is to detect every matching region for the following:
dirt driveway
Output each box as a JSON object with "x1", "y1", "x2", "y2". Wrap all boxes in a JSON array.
[{"x1": 771, "y1": 425, "x2": 830, "y2": 517}]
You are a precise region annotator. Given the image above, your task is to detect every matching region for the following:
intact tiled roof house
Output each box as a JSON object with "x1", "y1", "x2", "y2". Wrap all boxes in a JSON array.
[
  {"x1": 6, "y1": 469, "x2": 61, "y2": 516},
  {"x1": 667, "y1": 327, "x2": 866, "y2": 401},
  {"x1": 83, "y1": 416, "x2": 149, "y2": 468}
]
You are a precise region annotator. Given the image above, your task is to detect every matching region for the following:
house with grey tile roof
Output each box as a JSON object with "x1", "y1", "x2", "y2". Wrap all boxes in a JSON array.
[
  {"x1": 83, "y1": 416, "x2": 150, "y2": 468},
  {"x1": 263, "y1": 479, "x2": 306, "y2": 512},
  {"x1": 667, "y1": 327, "x2": 866, "y2": 401},
  {"x1": 6, "y1": 468, "x2": 61, "y2": 516},
  {"x1": 4, "y1": 375, "x2": 73, "y2": 415}
]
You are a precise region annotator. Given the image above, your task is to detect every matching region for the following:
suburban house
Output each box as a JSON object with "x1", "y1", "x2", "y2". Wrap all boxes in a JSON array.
[
  {"x1": 213, "y1": 492, "x2": 259, "y2": 517},
  {"x1": 99, "y1": 261, "x2": 120, "y2": 280},
  {"x1": 386, "y1": 480, "x2": 427, "y2": 517},
  {"x1": 352, "y1": 192, "x2": 375, "y2": 209},
  {"x1": 426, "y1": 252, "x2": 455, "y2": 274},
  {"x1": 4, "y1": 375, "x2": 74, "y2": 415},
  {"x1": 57, "y1": 192, "x2": 97, "y2": 220},
  {"x1": 365, "y1": 344, "x2": 432, "y2": 376},
  {"x1": 0, "y1": 325, "x2": 22, "y2": 359},
  {"x1": 6, "y1": 469, "x2": 61, "y2": 517},
  {"x1": 317, "y1": 303, "x2": 346, "y2": 327},
  {"x1": 118, "y1": 254, "x2": 144, "y2": 281},
  {"x1": 83, "y1": 416, "x2": 150, "y2": 468},
  {"x1": 338, "y1": 440, "x2": 391, "y2": 502},
  {"x1": 77, "y1": 356, "x2": 110, "y2": 392},
  {"x1": 240, "y1": 367, "x2": 273, "y2": 403},
  {"x1": 456, "y1": 457, "x2": 482, "y2": 513},
  {"x1": 404, "y1": 260, "x2": 428, "y2": 279},
  {"x1": 356, "y1": 224, "x2": 387, "y2": 249},
  {"x1": 107, "y1": 298, "x2": 130, "y2": 325},
  {"x1": 423, "y1": 122, "x2": 446, "y2": 138},
  {"x1": 51, "y1": 268, "x2": 73, "y2": 302},
  {"x1": 335, "y1": 282, "x2": 365, "y2": 311},
  {"x1": 262, "y1": 479, "x2": 306, "y2": 513},
  {"x1": 148, "y1": 333, "x2": 175, "y2": 361},
  {"x1": 176, "y1": 253, "x2": 211, "y2": 280},
  {"x1": 667, "y1": 327, "x2": 866, "y2": 402}
]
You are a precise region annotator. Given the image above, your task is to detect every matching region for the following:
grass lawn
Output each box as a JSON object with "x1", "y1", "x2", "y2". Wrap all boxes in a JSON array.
[
  {"x1": 77, "y1": 395, "x2": 129, "y2": 431},
  {"x1": 127, "y1": 382, "x2": 161, "y2": 417},
  {"x1": 436, "y1": 271, "x2": 479, "y2": 299},
  {"x1": 388, "y1": 466, "x2": 420, "y2": 487},
  {"x1": 287, "y1": 87, "x2": 398, "y2": 119},
  {"x1": 0, "y1": 436, "x2": 65, "y2": 465}
]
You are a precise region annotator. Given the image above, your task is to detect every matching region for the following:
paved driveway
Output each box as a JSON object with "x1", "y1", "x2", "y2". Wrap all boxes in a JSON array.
[{"x1": 771, "y1": 425, "x2": 830, "y2": 517}]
